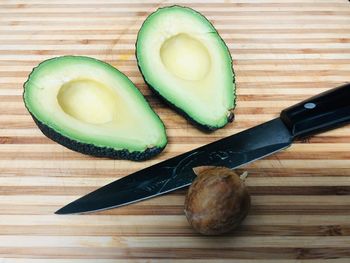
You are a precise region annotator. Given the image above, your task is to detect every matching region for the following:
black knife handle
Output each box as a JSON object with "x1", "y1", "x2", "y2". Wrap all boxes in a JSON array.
[{"x1": 280, "y1": 83, "x2": 350, "y2": 139}]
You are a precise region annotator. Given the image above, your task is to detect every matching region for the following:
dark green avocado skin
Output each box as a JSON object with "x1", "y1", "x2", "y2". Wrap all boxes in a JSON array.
[
  {"x1": 29, "y1": 113, "x2": 164, "y2": 161},
  {"x1": 135, "y1": 5, "x2": 236, "y2": 132}
]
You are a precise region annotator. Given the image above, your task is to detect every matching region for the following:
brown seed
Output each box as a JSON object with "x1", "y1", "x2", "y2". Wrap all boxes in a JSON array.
[{"x1": 184, "y1": 167, "x2": 250, "y2": 235}]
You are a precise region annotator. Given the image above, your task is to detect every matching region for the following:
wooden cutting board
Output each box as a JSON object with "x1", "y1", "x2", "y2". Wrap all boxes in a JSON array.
[{"x1": 0, "y1": 0, "x2": 349, "y2": 261}]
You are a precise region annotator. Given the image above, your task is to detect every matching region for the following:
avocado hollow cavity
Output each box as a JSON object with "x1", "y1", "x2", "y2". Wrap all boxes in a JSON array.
[
  {"x1": 57, "y1": 79, "x2": 118, "y2": 125},
  {"x1": 160, "y1": 33, "x2": 211, "y2": 81}
]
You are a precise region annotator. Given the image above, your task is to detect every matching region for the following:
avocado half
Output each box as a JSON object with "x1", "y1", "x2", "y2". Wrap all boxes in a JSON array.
[
  {"x1": 136, "y1": 6, "x2": 236, "y2": 131},
  {"x1": 23, "y1": 56, "x2": 167, "y2": 161}
]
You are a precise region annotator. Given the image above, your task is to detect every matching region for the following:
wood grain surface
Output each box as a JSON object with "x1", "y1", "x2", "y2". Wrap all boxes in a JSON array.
[{"x1": 0, "y1": 0, "x2": 350, "y2": 261}]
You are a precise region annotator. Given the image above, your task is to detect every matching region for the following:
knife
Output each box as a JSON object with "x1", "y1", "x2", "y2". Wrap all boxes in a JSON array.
[{"x1": 56, "y1": 83, "x2": 350, "y2": 214}]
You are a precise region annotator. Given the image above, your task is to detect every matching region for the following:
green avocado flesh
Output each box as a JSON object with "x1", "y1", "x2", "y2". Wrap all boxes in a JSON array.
[
  {"x1": 136, "y1": 6, "x2": 235, "y2": 130},
  {"x1": 23, "y1": 56, "x2": 167, "y2": 160}
]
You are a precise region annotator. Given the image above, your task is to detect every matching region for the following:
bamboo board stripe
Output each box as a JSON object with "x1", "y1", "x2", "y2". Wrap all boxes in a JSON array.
[{"x1": 0, "y1": 0, "x2": 350, "y2": 261}]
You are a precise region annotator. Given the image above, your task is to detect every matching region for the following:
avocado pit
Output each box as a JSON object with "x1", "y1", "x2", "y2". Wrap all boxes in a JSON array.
[{"x1": 184, "y1": 167, "x2": 251, "y2": 235}]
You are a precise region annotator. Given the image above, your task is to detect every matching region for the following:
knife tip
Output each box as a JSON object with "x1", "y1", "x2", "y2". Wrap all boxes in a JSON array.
[
  {"x1": 55, "y1": 203, "x2": 78, "y2": 215},
  {"x1": 54, "y1": 207, "x2": 68, "y2": 215},
  {"x1": 55, "y1": 202, "x2": 92, "y2": 215}
]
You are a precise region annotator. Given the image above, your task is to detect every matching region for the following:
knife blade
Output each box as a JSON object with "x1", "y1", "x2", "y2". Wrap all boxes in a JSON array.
[{"x1": 56, "y1": 83, "x2": 350, "y2": 214}]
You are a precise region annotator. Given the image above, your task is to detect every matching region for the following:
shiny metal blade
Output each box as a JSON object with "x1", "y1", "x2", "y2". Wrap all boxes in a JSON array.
[{"x1": 56, "y1": 118, "x2": 293, "y2": 214}]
